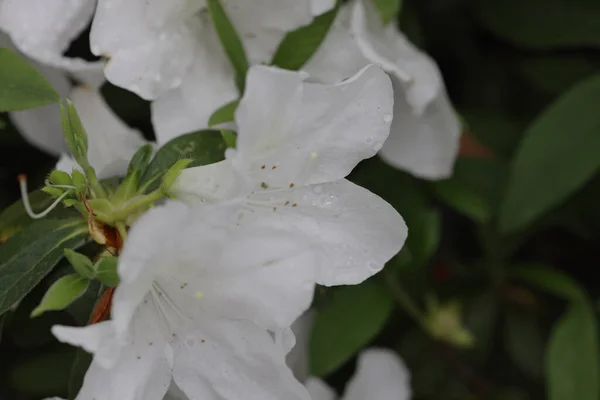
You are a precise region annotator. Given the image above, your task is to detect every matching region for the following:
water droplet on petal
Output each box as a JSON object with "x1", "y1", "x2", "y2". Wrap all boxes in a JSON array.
[{"x1": 364, "y1": 137, "x2": 373, "y2": 144}]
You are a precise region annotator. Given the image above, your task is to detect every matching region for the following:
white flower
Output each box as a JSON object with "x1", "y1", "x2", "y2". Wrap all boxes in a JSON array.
[
  {"x1": 52, "y1": 201, "x2": 318, "y2": 400},
  {"x1": 0, "y1": 0, "x2": 102, "y2": 72},
  {"x1": 306, "y1": 348, "x2": 412, "y2": 400},
  {"x1": 171, "y1": 64, "x2": 407, "y2": 286},
  {"x1": 303, "y1": 0, "x2": 461, "y2": 179},
  {"x1": 90, "y1": 0, "x2": 329, "y2": 105}
]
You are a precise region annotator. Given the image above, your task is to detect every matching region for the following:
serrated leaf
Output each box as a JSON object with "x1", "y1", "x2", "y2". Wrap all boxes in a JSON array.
[
  {"x1": 271, "y1": 4, "x2": 339, "y2": 70},
  {"x1": 373, "y1": 0, "x2": 402, "y2": 24},
  {"x1": 547, "y1": 301, "x2": 600, "y2": 400},
  {"x1": 0, "y1": 218, "x2": 88, "y2": 315},
  {"x1": 31, "y1": 274, "x2": 89, "y2": 317},
  {"x1": 206, "y1": 0, "x2": 248, "y2": 92},
  {"x1": 0, "y1": 47, "x2": 60, "y2": 111},
  {"x1": 309, "y1": 279, "x2": 394, "y2": 376},
  {"x1": 500, "y1": 73, "x2": 600, "y2": 232},
  {"x1": 475, "y1": 0, "x2": 600, "y2": 49},
  {"x1": 139, "y1": 130, "x2": 227, "y2": 192},
  {"x1": 208, "y1": 99, "x2": 239, "y2": 127}
]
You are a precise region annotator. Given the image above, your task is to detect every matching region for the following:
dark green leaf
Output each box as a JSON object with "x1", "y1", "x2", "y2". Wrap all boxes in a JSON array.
[
  {"x1": 31, "y1": 274, "x2": 89, "y2": 317},
  {"x1": 0, "y1": 191, "x2": 55, "y2": 242},
  {"x1": 505, "y1": 310, "x2": 545, "y2": 379},
  {"x1": 0, "y1": 218, "x2": 88, "y2": 315},
  {"x1": 68, "y1": 349, "x2": 93, "y2": 400},
  {"x1": 126, "y1": 143, "x2": 154, "y2": 178},
  {"x1": 8, "y1": 345, "x2": 75, "y2": 397},
  {"x1": 509, "y1": 264, "x2": 586, "y2": 302},
  {"x1": 64, "y1": 249, "x2": 95, "y2": 279},
  {"x1": 207, "y1": 0, "x2": 249, "y2": 92},
  {"x1": 271, "y1": 3, "x2": 339, "y2": 70},
  {"x1": 309, "y1": 279, "x2": 394, "y2": 376},
  {"x1": 430, "y1": 158, "x2": 508, "y2": 224},
  {"x1": 499, "y1": 73, "x2": 600, "y2": 232},
  {"x1": 547, "y1": 301, "x2": 600, "y2": 400},
  {"x1": 475, "y1": 0, "x2": 600, "y2": 49},
  {"x1": 464, "y1": 292, "x2": 499, "y2": 363},
  {"x1": 95, "y1": 256, "x2": 119, "y2": 287},
  {"x1": 373, "y1": 0, "x2": 402, "y2": 24},
  {"x1": 208, "y1": 99, "x2": 239, "y2": 127},
  {"x1": 0, "y1": 47, "x2": 60, "y2": 111},
  {"x1": 139, "y1": 130, "x2": 227, "y2": 192},
  {"x1": 462, "y1": 109, "x2": 525, "y2": 159},
  {"x1": 520, "y1": 56, "x2": 597, "y2": 95}
]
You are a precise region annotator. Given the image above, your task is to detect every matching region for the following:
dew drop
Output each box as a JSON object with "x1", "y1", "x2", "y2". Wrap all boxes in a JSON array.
[{"x1": 364, "y1": 137, "x2": 373, "y2": 144}]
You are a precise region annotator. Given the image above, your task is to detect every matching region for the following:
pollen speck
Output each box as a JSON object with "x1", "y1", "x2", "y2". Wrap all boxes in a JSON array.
[
  {"x1": 148, "y1": 342, "x2": 153, "y2": 346},
  {"x1": 195, "y1": 291, "x2": 205, "y2": 299},
  {"x1": 137, "y1": 356, "x2": 141, "y2": 360},
  {"x1": 261, "y1": 165, "x2": 265, "y2": 169},
  {"x1": 289, "y1": 183, "x2": 295, "y2": 188},
  {"x1": 273, "y1": 207, "x2": 277, "y2": 211},
  {"x1": 261, "y1": 182, "x2": 269, "y2": 189},
  {"x1": 284, "y1": 201, "x2": 290, "y2": 206},
  {"x1": 292, "y1": 203, "x2": 297, "y2": 208},
  {"x1": 271, "y1": 165, "x2": 277, "y2": 170}
]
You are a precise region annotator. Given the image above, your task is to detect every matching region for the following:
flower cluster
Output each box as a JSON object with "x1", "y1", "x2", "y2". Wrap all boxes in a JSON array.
[{"x1": 0, "y1": 0, "x2": 462, "y2": 399}]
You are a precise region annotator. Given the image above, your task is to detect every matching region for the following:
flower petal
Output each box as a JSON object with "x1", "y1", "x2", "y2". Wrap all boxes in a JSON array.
[
  {"x1": 0, "y1": 0, "x2": 101, "y2": 71},
  {"x1": 69, "y1": 87, "x2": 148, "y2": 179},
  {"x1": 64, "y1": 301, "x2": 172, "y2": 400},
  {"x1": 245, "y1": 179, "x2": 406, "y2": 286},
  {"x1": 52, "y1": 321, "x2": 121, "y2": 369},
  {"x1": 223, "y1": 0, "x2": 313, "y2": 64},
  {"x1": 351, "y1": 0, "x2": 440, "y2": 112},
  {"x1": 234, "y1": 64, "x2": 393, "y2": 188},
  {"x1": 343, "y1": 348, "x2": 411, "y2": 400},
  {"x1": 90, "y1": 0, "x2": 202, "y2": 99},
  {"x1": 306, "y1": 378, "x2": 337, "y2": 400},
  {"x1": 151, "y1": 22, "x2": 237, "y2": 144},
  {"x1": 173, "y1": 319, "x2": 311, "y2": 400},
  {"x1": 287, "y1": 311, "x2": 315, "y2": 382},
  {"x1": 378, "y1": 80, "x2": 460, "y2": 179}
]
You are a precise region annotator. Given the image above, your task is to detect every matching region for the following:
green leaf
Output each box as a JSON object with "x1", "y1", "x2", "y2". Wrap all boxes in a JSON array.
[
  {"x1": 64, "y1": 249, "x2": 95, "y2": 279},
  {"x1": 475, "y1": 0, "x2": 600, "y2": 49},
  {"x1": 126, "y1": 143, "x2": 154, "y2": 178},
  {"x1": 60, "y1": 99, "x2": 90, "y2": 169},
  {"x1": 373, "y1": 0, "x2": 402, "y2": 24},
  {"x1": 208, "y1": 99, "x2": 239, "y2": 127},
  {"x1": 271, "y1": 4, "x2": 339, "y2": 70},
  {"x1": 94, "y1": 256, "x2": 120, "y2": 287},
  {"x1": 68, "y1": 349, "x2": 92, "y2": 400},
  {"x1": 505, "y1": 310, "x2": 545, "y2": 379},
  {"x1": 140, "y1": 130, "x2": 227, "y2": 191},
  {"x1": 509, "y1": 264, "x2": 586, "y2": 302},
  {"x1": 31, "y1": 274, "x2": 89, "y2": 317},
  {"x1": 309, "y1": 279, "x2": 394, "y2": 376},
  {"x1": 520, "y1": 56, "x2": 597, "y2": 95},
  {"x1": 221, "y1": 129, "x2": 237, "y2": 149},
  {"x1": 499, "y1": 73, "x2": 600, "y2": 232},
  {"x1": 547, "y1": 301, "x2": 600, "y2": 400},
  {"x1": 206, "y1": 0, "x2": 249, "y2": 92},
  {"x1": 430, "y1": 158, "x2": 508, "y2": 224},
  {"x1": 8, "y1": 345, "x2": 75, "y2": 397},
  {"x1": 0, "y1": 191, "x2": 55, "y2": 242},
  {"x1": 0, "y1": 47, "x2": 60, "y2": 111},
  {"x1": 0, "y1": 218, "x2": 88, "y2": 315}
]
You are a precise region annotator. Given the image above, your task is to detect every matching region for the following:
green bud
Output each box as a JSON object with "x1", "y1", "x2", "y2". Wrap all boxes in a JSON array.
[
  {"x1": 126, "y1": 144, "x2": 154, "y2": 178},
  {"x1": 161, "y1": 159, "x2": 193, "y2": 194},
  {"x1": 42, "y1": 186, "x2": 65, "y2": 199},
  {"x1": 31, "y1": 274, "x2": 89, "y2": 317},
  {"x1": 49, "y1": 170, "x2": 72, "y2": 186},
  {"x1": 423, "y1": 298, "x2": 474, "y2": 348},
  {"x1": 94, "y1": 256, "x2": 120, "y2": 287},
  {"x1": 71, "y1": 169, "x2": 87, "y2": 195},
  {"x1": 64, "y1": 249, "x2": 96, "y2": 279},
  {"x1": 60, "y1": 99, "x2": 90, "y2": 169}
]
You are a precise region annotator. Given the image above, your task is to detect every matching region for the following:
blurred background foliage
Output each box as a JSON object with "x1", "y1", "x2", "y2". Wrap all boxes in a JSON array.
[{"x1": 2, "y1": 0, "x2": 600, "y2": 399}]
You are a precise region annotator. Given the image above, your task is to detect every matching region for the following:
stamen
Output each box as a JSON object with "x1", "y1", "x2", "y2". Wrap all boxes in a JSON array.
[{"x1": 19, "y1": 174, "x2": 71, "y2": 219}]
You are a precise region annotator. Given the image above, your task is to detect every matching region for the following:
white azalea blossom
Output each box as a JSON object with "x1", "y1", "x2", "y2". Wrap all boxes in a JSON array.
[
  {"x1": 303, "y1": 0, "x2": 461, "y2": 179},
  {"x1": 172, "y1": 64, "x2": 407, "y2": 286},
  {"x1": 91, "y1": 0, "x2": 329, "y2": 105},
  {"x1": 52, "y1": 201, "x2": 318, "y2": 400},
  {"x1": 306, "y1": 348, "x2": 412, "y2": 400},
  {"x1": 0, "y1": 0, "x2": 101, "y2": 71}
]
